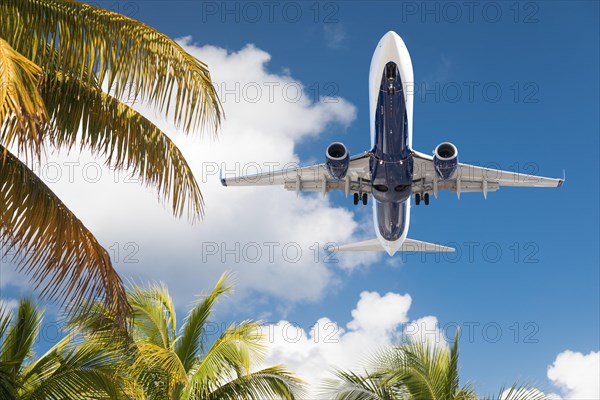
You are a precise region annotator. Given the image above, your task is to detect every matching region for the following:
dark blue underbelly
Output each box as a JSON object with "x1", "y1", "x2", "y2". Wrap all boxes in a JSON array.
[
  {"x1": 376, "y1": 201, "x2": 407, "y2": 241},
  {"x1": 371, "y1": 62, "x2": 412, "y2": 241}
]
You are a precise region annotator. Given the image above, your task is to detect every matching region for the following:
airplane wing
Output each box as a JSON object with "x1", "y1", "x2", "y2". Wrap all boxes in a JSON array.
[
  {"x1": 411, "y1": 151, "x2": 564, "y2": 198},
  {"x1": 335, "y1": 238, "x2": 455, "y2": 252},
  {"x1": 221, "y1": 152, "x2": 372, "y2": 196}
]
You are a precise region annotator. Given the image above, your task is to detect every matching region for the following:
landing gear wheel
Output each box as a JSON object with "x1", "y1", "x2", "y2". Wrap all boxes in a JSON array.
[
  {"x1": 424, "y1": 193, "x2": 430, "y2": 205},
  {"x1": 353, "y1": 193, "x2": 359, "y2": 205},
  {"x1": 362, "y1": 193, "x2": 368, "y2": 205},
  {"x1": 415, "y1": 193, "x2": 421, "y2": 206}
]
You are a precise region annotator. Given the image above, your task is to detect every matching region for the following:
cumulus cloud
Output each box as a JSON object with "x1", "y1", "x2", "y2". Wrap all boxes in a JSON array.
[
  {"x1": 262, "y1": 290, "x2": 449, "y2": 397},
  {"x1": 548, "y1": 350, "x2": 600, "y2": 399},
  {"x1": 403, "y1": 315, "x2": 447, "y2": 348},
  {"x1": 1, "y1": 37, "x2": 380, "y2": 309}
]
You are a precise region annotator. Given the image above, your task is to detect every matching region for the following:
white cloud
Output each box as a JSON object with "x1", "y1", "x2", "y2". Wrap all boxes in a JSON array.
[
  {"x1": 323, "y1": 24, "x2": 347, "y2": 49},
  {"x1": 1, "y1": 37, "x2": 380, "y2": 310},
  {"x1": 262, "y1": 290, "x2": 449, "y2": 397},
  {"x1": 548, "y1": 350, "x2": 600, "y2": 399},
  {"x1": 403, "y1": 315, "x2": 447, "y2": 349}
]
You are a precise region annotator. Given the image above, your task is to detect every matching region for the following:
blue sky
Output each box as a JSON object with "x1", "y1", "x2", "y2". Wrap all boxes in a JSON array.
[{"x1": 1, "y1": 0, "x2": 599, "y2": 397}]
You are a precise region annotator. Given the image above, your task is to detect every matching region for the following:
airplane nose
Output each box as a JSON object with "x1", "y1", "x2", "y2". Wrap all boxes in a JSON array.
[
  {"x1": 377, "y1": 31, "x2": 407, "y2": 54},
  {"x1": 379, "y1": 31, "x2": 396, "y2": 48}
]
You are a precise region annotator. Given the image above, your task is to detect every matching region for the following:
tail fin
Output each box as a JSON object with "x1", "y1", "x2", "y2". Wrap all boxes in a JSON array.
[{"x1": 335, "y1": 238, "x2": 454, "y2": 253}]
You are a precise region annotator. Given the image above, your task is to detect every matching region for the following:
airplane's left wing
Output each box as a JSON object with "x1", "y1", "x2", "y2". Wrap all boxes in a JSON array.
[
  {"x1": 411, "y1": 151, "x2": 563, "y2": 198},
  {"x1": 221, "y1": 152, "x2": 372, "y2": 196}
]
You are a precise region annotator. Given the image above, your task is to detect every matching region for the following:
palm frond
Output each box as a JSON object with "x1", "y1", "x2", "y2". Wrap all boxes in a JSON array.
[
  {"x1": 0, "y1": 145, "x2": 130, "y2": 327},
  {"x1": 42, "y1": 69, "x2": 205, "y2": 220},
  {"x1": 0, "y1": 302, "x2": 22, "y2": 397},
  {"x1": 206, "y1": 365, "x2": 305, "y2": 400},
  {"x1": 0, "y1": 37, "x2": 47, "y2": 159},
  {"x1": 371, "y1": 339, "x2": 455, "y2": 400},
  {"x1": 0, "y1": 298, "x2": 42, "y2": 380},
  {"x1": 20, "y1": 338, "x2": 126, "y2": 400},
  {"x1": 130, "y1": 342, "x2": 187, "y2": 389},
  {"x1": 0, "y1": 0, "x2": 222, "y2": 135},
  {"x1": 319, "y1": 369, "x2": 399, "y2": 400},
  {"x1": 127, "y1": 283, "x2": 176, "y2": 348},
  {"x1": 486, "y1": 384, "x2": 555, "y2": 400},
  {"x1": 176, "y1": 271, "x2": 233, "y2": 373},
  {"x1": 0, "y1": 302, "x2": 12, "y2": 339},
  {"x1": 0, "y1": 370, "x2": 15, "y2": 399},
  {"x1": 187, "y1": 321, "x2": 266, "y2": 395},
  {"x1": 446, "y1": 328, "x2": 460, "y2": 396}
]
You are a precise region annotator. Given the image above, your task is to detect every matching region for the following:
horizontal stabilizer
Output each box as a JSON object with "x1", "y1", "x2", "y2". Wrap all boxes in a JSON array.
[{"x1": 335, "y1": 238, "x2": 454, "y2": 253}]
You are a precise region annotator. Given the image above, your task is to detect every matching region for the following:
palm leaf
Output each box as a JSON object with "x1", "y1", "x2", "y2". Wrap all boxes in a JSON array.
[
  {"x1": 0, "y1": 145, "x2": 130, "y2": 326},
  {"x1": 485, "y1": 384, "x2": 555, "y2": 400},
  {"x1": 0, "y1": 302, "x2": 19, "y2": 398},
  {"x1": 186, "y1": 321, "x2": 266, "y2": 396},
  {"x1": 20, "y1": 336, "x2": 126, "y2": 400},
  {"x1": 0, "y1": 302, "x2": 13, "y2": 339},
  {"x1": 127, "y1": 283, "x2": 177, "y2": 349},
  {"x1": 42, "y1": 69, "x2": 205, "y2": 220},
  {"x1": 206, "y1": 365, "x2": 305, "y2": 400},
  {"x1": 0, "y1": 298, "x2": 42, "y2": 380},
  {"x1": 176, "y1": 271, "x2": 233, "y2": 373},
  {"x1": 130, "y1": 342, "x2": 187, "y2": 389},
  {"x1": 0, "y1": 37, "x2": 48, "y2": 159},
  {"x1": 0, "y1": 0, "x2": 222, "y2": 135},
  {"x1": 320, "y1": 369, "x2": 399, "y2": 400}
]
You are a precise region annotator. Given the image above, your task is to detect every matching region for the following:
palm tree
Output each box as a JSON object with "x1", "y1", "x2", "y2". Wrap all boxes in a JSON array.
[
  {"x1": 0, "y1": 0, "x2": 223, "y2": 325},
  {"x1": 322, "y1": 331, "x2": 553, "y2": 400},
  {"x1": 0, "y1": 298, "x2": 127, "y2": 399},
  {"x1": 75, "y1": 272, "x2": 305, "y2": 399}
]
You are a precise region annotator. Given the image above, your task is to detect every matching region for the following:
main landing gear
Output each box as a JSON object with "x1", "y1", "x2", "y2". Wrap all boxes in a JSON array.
[
  {"x1": 415, "y1": 193, "x2": 430, "y2": 206},
  {"x1": 353, "y1": 192, "x2": 368, "y2": 206}
]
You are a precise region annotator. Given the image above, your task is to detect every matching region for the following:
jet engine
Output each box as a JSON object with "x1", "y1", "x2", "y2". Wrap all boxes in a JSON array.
[
  {"x1": 433, "y1": 142, "x2": 458, "y2": 181},
  {"x1": 325, "y1": 142, "x2": 349, "y2": 180}
]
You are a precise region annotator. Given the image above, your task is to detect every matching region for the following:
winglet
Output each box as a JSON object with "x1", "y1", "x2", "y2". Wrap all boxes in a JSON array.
[{"x1": 557, "y1": 169, "x2": 566, "y2": 187}]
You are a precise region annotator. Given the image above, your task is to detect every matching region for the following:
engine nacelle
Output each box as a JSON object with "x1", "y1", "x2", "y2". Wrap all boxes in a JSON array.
[
  {"x1": 325, "y1": 142, "x2": 349, "y2": 180},
  {"x1": 433, "y1": 142, "x2": 459, "y2": 181}
]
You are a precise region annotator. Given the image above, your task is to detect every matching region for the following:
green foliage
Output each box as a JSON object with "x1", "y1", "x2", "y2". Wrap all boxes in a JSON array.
[
  {"x1": 0, "y1": 299, "x2": 127, "y2": 399},
  {"x1": 76, "y1": 272, "x2": 305, "y2": 400},
  {"x1": 0, "y1": 0, "x2": 223, "y2": 327},
  {"x1": 322, "y1": 331, "x2": 553, "y2": 400}
]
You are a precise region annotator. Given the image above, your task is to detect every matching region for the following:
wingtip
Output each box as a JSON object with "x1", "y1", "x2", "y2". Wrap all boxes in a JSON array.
[{"x1": 557, "y1": 169, "x2": 566, "y2": 187}]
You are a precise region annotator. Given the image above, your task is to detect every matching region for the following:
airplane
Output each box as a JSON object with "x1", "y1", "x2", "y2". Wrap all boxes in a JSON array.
[{"x1": 221, "y1": 31, "x2": 564, "y2": 256}]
